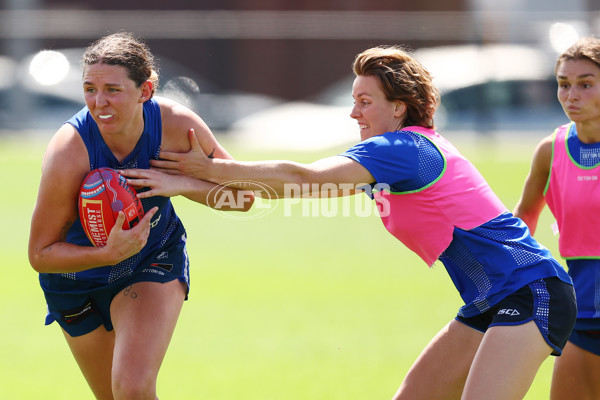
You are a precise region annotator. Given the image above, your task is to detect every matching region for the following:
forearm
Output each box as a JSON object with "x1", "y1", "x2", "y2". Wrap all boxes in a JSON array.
[
  {"x1": 153, "y1": 142, "x2": 372, "y2": 198},
  {"x1": 204, "y1": 159, "x2": 309, "y2": 196},
  {"x1": 177, "y1": 175, "x2": 255, "y2": 211},
  {"x1": 204, "y1": 159, "x2": 367, "y2": 199},
  {"x1": 29, "y1": 241, "x2": 118, "y2": 274}
]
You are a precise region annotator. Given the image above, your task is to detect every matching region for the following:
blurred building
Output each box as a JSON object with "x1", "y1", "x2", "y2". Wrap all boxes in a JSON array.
[
  {"x1": 0, "y1": 0, "x2": 597, "y2": 135},
  {"x1": 4, "y1": 0, "x2": 585, "y2": 100}
]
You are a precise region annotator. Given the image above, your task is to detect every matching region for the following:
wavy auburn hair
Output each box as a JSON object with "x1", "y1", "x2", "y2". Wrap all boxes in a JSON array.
[{"x1": 352, "y1": 46, "x2": 439, "y2": 129}]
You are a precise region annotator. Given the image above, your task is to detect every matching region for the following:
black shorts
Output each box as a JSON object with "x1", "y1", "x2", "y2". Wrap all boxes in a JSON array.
[{"x1": 456, "y1": 277, "x2": 577, "y2": 355}]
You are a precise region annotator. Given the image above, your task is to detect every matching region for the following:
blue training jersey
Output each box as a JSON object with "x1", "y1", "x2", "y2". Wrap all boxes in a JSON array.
[
  {"x1": 341, "y1": 130, "x2": 572, "y2": 317},
  {"x1": 39, "y1": 98, "x2": 187, "y2": 289}
]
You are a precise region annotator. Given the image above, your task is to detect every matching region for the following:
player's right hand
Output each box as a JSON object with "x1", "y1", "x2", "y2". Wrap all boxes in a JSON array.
[{"x1": 105, "y1": 206, "x2": 158, "y2": 264}]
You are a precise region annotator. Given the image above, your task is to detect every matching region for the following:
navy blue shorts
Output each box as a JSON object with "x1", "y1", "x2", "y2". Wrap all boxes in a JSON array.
[
  {"x1": 456, "y1": 277, "x2": 576, "y2": 355},
  {"x1": 569, "y1": 330, "x2": 600, "y2": 356},
  {"x1": 43, "y1": 256, "x2": 189, "y2": 337}
]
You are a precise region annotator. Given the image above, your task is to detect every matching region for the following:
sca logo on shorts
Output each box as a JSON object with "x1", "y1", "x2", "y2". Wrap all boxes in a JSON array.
[{"x1": 497, "y1": 308, "x2": 521, "y2": 316}]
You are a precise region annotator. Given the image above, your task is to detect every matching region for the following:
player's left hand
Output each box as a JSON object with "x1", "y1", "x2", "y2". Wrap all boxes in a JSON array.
[{"x1": 150, "y1": 128, "x2": 211, "y2": 179}]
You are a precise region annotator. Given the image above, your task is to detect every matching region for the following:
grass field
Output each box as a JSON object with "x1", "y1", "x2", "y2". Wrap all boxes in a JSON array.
[{"x1": 0, "y1": 131, "x2": 563, "y2": 399}]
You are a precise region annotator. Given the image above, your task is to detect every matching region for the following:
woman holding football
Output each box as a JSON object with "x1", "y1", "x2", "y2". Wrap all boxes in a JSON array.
[
  {"x1": 125, "y1": 45, "x2": 577, "y2": 399},
  {"x1": 28, "y1": 32, "x2": 251, "y2": 400},
  {"x1": 514, "y1": 36, "x2": 600, "y2": 400}
]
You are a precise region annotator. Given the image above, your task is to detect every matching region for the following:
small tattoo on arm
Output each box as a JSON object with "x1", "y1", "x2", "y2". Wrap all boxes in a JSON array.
[{"x1": 59, "y1": 221, "x2": 73, "y2": 242}]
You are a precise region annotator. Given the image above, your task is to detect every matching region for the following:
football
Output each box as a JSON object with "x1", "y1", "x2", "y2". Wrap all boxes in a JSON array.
[{"x1": 78, "y1": 167, "x2": 145, "y2": 247}]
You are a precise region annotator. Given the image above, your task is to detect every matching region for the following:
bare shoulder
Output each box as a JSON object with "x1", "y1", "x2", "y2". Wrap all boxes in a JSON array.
[
  {"x1": 155, "y1": 96, "x2": 231, "y2": 158},
  {"x1": 156, "y1": 96, "x2": 212, "y2": 146},
  {"x1": 42, "y1": 123, "x2": 89, "y2": 183},
  {"x1": 530, "y1": 134, "x2": 554, "y2": 171},
  {"x1": 32, "y1": 123, "x2": 90, "y2": 232},
  {"x1": 535, "y1": 134, "x2": 554, "y2": 153},
  {"x1": 155, "y1": 95, "x2": 192, "y2": 121},
  {"x1": 155, "y1": 96, "x2": 210, "y2": 131}
]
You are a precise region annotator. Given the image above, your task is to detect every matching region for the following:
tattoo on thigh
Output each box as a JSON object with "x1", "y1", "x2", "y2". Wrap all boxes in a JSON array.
[{"x1": 123, "y1": 285, "x2": 138, "y2": 299}]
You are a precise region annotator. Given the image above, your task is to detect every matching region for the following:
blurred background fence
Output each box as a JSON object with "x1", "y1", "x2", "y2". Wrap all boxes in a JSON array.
[{"x1": 0, "y1": 0, "x2": 597, "y2": 143}]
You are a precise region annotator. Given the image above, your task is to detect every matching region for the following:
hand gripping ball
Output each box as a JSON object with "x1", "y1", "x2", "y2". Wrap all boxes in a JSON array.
[{"x1": 78, "y1": 167, "x2": 145, "y2": 247}]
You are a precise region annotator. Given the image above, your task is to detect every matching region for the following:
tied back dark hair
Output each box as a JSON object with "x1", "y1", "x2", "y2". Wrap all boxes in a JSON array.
[
  {"x1": 83, "y1": 32, "x2": 159, "y2": 96},
  {"x1": 352, "y1": 46, "x2": 439, "y2": 129}
]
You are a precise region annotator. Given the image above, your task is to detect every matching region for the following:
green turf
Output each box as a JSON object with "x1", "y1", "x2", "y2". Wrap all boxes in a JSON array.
[{"x1": 0, "y1": 132, "x2": 563, "y2": 399}]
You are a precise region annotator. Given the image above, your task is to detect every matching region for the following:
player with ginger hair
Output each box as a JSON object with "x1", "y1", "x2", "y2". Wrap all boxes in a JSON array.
[{"x1": 124, "y1": 45, "x2": 577, "y2": 399}]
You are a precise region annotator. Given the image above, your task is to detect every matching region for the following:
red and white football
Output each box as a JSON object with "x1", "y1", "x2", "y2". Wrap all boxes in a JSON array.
[{"x1": 78, "y1": 167, "x2": 145, "y2": 247}]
